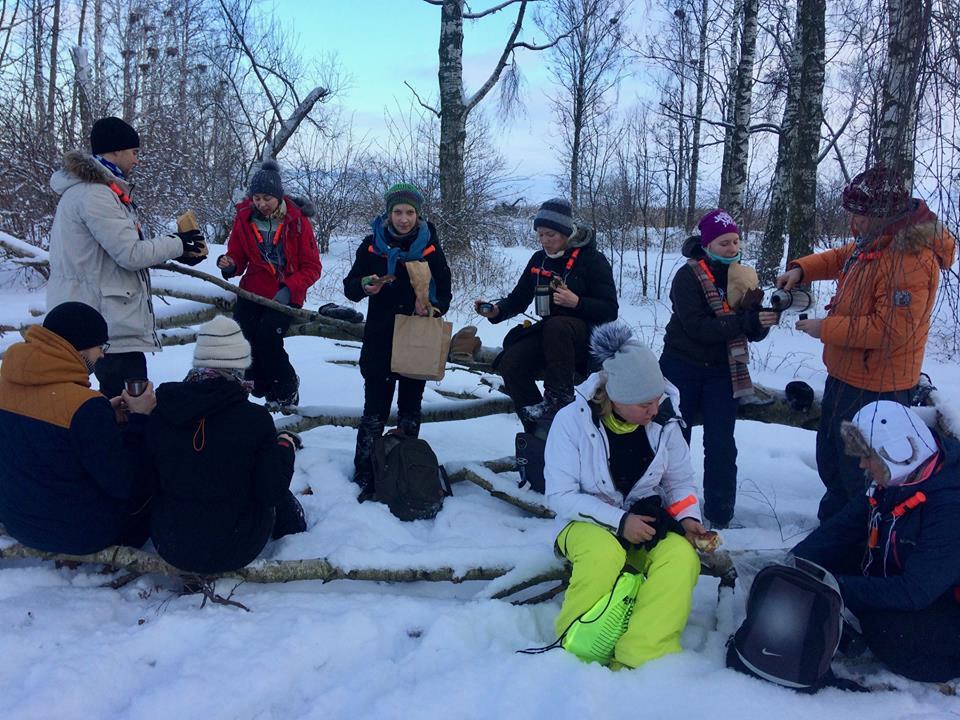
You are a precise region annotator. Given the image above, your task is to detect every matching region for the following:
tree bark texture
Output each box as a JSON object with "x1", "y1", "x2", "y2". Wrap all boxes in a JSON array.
[
  {"x1": 877, "y1": 0, "x2": 932, "y2": 184},
  {"x1": 718, "y1": 0, "x2": 758, "y2": 224},
  {"x1": 685, "y1": 0, "x2": 709, "y2": 231},
  {"x1": 438, "y1": 0, "x2": 469, "y2": 252},
  {"x1": 786, "y1": 0, "x2": 825, "y2": 264}
]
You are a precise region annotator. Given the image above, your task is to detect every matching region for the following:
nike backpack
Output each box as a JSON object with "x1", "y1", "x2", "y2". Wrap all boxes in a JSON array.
[
  {"x1": 373, "y1": 434, "x2": 452, "y2": 521},
  {"x1": 726, "y1": 557, "x2": 843, "y2": 692}
]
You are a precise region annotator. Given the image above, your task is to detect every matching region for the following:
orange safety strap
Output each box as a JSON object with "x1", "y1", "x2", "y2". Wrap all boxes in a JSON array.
[
  {"x1": 250, "y1": 221, "x2": 284, "y2": 276},
  {"x1": 698, "y1": 259, "x2": 730, "y2": 312},
  {"x1": 666, "y1": 494, "x2": 697, "y2": 517},
  {"x1": 108, "y1": 182, "x2": 132, "y2": 205},
  {"x1": 892, "y1": 491, "x2": 926, "y2": 518},
  {"x1": 530, "y1": 266, "x2": 554, "y2": 278},
  {"x1": 565, "y1": 247, "x2": 581, "y2": 270}
]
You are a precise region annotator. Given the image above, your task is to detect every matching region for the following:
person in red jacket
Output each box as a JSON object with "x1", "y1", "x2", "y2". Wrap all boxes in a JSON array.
[{"x1": 217, "y1": 160, "x2": 322, "y2": 406}]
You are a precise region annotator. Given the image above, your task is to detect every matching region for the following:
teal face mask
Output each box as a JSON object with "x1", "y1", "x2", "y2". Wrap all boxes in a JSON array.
[{"x1": 705, "y1": 249, "x2": 742, "y2": 265}]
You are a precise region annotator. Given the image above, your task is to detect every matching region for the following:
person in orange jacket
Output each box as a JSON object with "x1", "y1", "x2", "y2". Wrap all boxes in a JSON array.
[{"x1": 777, "y1": 165, "x2": 956, "y2": 521}]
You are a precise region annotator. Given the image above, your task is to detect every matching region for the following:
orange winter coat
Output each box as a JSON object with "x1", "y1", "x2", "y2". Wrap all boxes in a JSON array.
[{"x1": 790, "y1": 201, "x2": 955, "y2": 392}]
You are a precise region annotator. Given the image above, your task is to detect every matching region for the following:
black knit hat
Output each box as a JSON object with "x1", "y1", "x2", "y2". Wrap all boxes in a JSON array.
[
  {"x1": 90, "y1": 117, "x2": 140, "y2": 155},
  {"x1": 533, "y1": 198, "x2": 574, "y2": 237},
  {"x1": 249, "y1": 159, "x2": 284, "y2": 199},
  {"x1": 42, "y1": 302, "x2": 109, "y2": 352}
]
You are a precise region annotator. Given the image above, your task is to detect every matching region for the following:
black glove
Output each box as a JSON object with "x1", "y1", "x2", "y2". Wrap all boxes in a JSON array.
[
  {"x1": 318, "y1": 302, "x2": 364, "y2": 323},
  {"x1": 621, "y1": 495, "x2": 686, "y2": 551},
  {"x1": 175, "y1": 229, "x2": 207, "y2": 266}
]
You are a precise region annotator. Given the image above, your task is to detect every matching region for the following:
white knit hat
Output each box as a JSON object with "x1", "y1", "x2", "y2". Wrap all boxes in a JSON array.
[
  {"x1": 848, "y1": 401, "x2": 938, "y2": 485},
  {"x1": 590, "y1": 322, "x2": 665, "y2": 404},
  {"x1": 193, "y1": 315, "x2": 251, "y2": 370}
]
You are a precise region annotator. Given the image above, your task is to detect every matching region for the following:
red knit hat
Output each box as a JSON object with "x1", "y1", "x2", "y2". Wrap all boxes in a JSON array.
[{"x1": 841, "y1": 166, "x2": 910, "y2": 218}]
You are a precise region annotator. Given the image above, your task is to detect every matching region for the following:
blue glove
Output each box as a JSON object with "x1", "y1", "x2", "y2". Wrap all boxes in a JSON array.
[{"x1": 273, "y1": 286, "x2": 292, "y2": 305}]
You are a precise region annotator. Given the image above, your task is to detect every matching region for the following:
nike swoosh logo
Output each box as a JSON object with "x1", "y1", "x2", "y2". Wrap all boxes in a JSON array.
[{"x1": 761, "y1": 648, "x2": 782, "y2": 657}]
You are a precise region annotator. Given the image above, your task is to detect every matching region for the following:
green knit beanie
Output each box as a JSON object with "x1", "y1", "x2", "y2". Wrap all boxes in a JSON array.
[{"x1": 384, "y1": 182, "x2": 424, "y2": 216}]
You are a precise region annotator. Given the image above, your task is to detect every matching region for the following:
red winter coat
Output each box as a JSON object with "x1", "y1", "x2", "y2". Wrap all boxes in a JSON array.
[{"x1": 223, "y1": 197, "x2": 321, "y2": 306}]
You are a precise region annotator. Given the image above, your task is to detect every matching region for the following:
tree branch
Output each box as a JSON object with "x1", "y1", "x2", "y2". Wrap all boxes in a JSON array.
[
  {"x1": 403, "y1": 81, "x2": 440, "y2": 117},
  {"x1": 466, "y1": 1, "x2": 529, "y2": 112},
  {"x1": 464, "y1": 0, "x2": 528, "y2": 19}
]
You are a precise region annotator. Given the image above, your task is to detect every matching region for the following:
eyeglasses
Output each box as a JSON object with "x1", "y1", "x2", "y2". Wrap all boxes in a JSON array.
[{"x1": 100, "y1": 342, "x2": 111, "y2": 353}]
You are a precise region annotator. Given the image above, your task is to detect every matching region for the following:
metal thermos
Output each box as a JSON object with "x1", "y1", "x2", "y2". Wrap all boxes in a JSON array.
[
  {"x1": 769, "y1": 288, "x2": 813, "y2": 314},
  {"x1": 534, "y1": 285, "x2": 552, "y2": 317}
]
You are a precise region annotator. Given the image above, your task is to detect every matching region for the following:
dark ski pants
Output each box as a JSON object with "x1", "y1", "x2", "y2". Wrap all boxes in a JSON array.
[
  {"x1": 856, "y1": 595, "x2": 960, "y2": 682},
  {"x1": 497, "y1": 316, "x2": 589, "y2": 412},
  {"x1": 816, "y1": 376, "x2": 911, "y2": 522},
  {"x1": 352, "y1": 373, "x2": 426, "y2": 491},
  {"x1": 95, "y1": 352, "x2": 147, "y2": 399},
  {"x1": 233, "y1": 297, "x2": 297, "y2": 400},
  {"x1": 660, "y1": 352, "x2": 738, "y2": 526}
]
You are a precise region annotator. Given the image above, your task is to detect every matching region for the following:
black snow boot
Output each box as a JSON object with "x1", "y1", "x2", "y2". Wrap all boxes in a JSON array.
[
  {"x1": 271, "y1": 490, "x2": 307, "y2": 539},
  {"x1": 352, "y1": 414, "x2": 384, "y2": 498}
]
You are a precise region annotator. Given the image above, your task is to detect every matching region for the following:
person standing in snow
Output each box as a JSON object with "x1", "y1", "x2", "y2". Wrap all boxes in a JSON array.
[
  {"x1": 48, "y1": 116, "x2": 208, "y2": 398},
  {"x1": 777, "y1": 166, "x2": 956, "y2": 521},
  {"x1": 793, "y1": 401, "x2": 960, "y2": 683},
  {"x1": 146, "y1": 315, "x2": 307, "y2": 574},
  {"x1": 217, "y1": 159, "x2": 322, "y2": 407},
  {"x1": 0, "y1": 302, "x2": 156, "y2": 553},
  {"x1": 660, "y1": 209, "x2": 777, "y2": 529},
  {"x1": 475, "y1": 198, "x2": 618, "y2": 434},
  {"x1": 544, "y1": 322, "x2": 709, "y2": 669},
  {"x1": 342, "y1": 183, "x2": 452, "y2": 499}
]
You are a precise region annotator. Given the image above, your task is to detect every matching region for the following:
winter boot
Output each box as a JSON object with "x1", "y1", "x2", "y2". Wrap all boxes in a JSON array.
[
  {"x1": 561, "y1": 571, "x2": 644, "y2": 665},
  {"x1": 353, "y1": 414, "x2": 384, "y2": 497},
  {"x1": 274, "y1": 374, "x2": 300, "y2": 408},
  {"x1": 271, "y1": 490, "x2": 307, "y2": 539},
  {"x1": 397, "y1": 412, "x2": 422, "y2": 439},
  {"x1": 518, "y1": 387, "x2": 575, "y2": 439}
]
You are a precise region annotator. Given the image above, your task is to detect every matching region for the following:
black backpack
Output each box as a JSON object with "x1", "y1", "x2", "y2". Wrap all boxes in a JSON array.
[
  {"x1": 373, "y1": 434, "x2": 452, "y2": 521},
  {"x1": 515, "y1": 432, "x2": 546, "y2": 493},
  {"x1": 727, "y1": 557, "x2": 843, "y2": 692}
]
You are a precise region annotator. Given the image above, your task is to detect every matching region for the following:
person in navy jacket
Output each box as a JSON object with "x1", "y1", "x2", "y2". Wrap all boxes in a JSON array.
[{"x1": 793, "y1": 400, "x2": 960, "y2": 682}]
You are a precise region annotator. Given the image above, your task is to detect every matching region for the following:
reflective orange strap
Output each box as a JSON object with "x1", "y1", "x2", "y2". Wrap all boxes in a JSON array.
[
  {"x1": 565, "y1": 247, "x2": 580, "y2": 270},
  {"x1": 892, "y1": 491, "x2": 926, "y2": 518},
  {"x1": 530, "y1": 266, "x2": 553, "y2": 278},
  {"x1": 666, "y1": 494, "x2": 697, "y2": 518},
  {"x1": 422, "y1": 244, "x2": 436, "y2": 257},
  {"x1": 108, "y1": 182, "x2": 131, "y2": 205}
]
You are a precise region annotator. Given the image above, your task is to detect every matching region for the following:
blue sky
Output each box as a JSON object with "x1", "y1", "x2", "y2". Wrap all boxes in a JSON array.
[{"x1": 274, "y1": 0, "x2": 635, "y2": 201}]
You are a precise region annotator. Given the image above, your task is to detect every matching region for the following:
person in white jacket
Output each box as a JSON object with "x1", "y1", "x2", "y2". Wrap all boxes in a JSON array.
[{"x1": 545, "y1": 322, "x2": 709, "y2": 669}]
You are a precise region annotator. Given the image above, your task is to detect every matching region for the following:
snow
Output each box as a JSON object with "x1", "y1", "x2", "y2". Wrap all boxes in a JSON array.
[{"x1": 1, "y1": 233, "x2": 958, "y2": 719}]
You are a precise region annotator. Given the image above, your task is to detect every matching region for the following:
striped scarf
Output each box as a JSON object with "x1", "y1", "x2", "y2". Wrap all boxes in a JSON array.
[{"x1": 687, "y1": 259, "x2": 753, "y2": 398}]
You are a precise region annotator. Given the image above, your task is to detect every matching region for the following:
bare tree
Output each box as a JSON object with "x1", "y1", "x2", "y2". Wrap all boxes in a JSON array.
[{"x1": 537, "y1": 0, "x2": 630, "y2": 210}]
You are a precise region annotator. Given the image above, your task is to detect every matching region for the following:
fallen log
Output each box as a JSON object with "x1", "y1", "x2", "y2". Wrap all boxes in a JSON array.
[
  {"x1": 447, "y1": 464, "x2": 553, "y2": 519},
  {"x1": 0, "y1": 541, "x2": 511, "y2": 584},
  {"x1": 275, "y1": 396, "x2": 515, "y2": 434}
]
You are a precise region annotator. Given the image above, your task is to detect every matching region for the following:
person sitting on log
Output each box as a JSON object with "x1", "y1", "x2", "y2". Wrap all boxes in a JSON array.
[
  {"x1": 342, "y1": 183, "x2": 452, "y2": 500},
  {"x1": 217, "y1": 159, "x2": 322, "y2": 407},
  {"x1": 146, "y1": 315, "x2": 307, "y2": 574},
  {"x1": 0, "y1": 302, "x2": 156, "y2": 554},
  {"x1": 543, "y1": 321, "x2": 710, "y2": 670},
  {"x1": 476, "y1": 198, "x2": 618, "y2": 434},
  {"x1": 792, "y1": 401, "x2": 960, "y2": 683}
]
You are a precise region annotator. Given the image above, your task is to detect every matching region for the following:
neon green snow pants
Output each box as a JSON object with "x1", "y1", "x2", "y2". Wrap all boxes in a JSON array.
[{"x1": 554, "y1": 521, "x2": 700, "y2": 668}]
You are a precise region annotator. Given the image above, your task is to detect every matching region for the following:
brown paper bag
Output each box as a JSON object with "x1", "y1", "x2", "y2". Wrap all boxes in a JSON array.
[
  {"x1": 404, "y1": 260, "x2": 433, "y2": 312},
  {"x1": 726, "y1": 262, "x2": 759, "y2": 311},
  {"x1": 176, "y1": 210, "x2": 200, "y2": 233},
  {"x1": 391, "y1": 314, "x2": 453, "y2": 381}
]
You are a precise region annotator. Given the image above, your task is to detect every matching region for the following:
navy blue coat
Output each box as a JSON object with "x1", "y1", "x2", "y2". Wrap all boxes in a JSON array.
[
  {"x1": 0, "y1": 327, "x2": 149, "y2": 554},
  {"x1": 793, "y1": 433, "x2": 960, "y2": 613}
]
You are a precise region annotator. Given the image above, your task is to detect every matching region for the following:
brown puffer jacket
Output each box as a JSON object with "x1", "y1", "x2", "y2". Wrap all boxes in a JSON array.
[{"x1": 789, "y1": 200, "x2": 956, "y2": 392}]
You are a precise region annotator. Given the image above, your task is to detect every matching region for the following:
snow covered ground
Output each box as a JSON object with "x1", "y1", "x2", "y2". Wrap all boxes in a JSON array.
[{"x1": 0, "y1": 234, "x2": 958, "y2": 719}]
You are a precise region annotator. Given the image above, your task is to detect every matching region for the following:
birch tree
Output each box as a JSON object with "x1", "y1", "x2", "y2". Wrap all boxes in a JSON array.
[
  {"x1": 419, "y1": 0, "x2": 571, "y2": 254},
  {"x1": 538, "y1": 0, "x2": 630, "y2": 210},
  {"x1": 718, "y1": 0, "x2": 758, "y2": 223},
  {"x1": 876, "y1": 0, "x2": 933, "y2": 183}
]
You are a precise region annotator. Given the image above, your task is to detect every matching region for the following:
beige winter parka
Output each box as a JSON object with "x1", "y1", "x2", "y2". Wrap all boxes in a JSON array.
[{"x1": 47, "y1": 151, "x2": 183, "y2": 353}]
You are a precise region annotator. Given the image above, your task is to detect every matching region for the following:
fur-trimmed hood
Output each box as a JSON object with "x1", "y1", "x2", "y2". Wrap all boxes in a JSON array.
[
  {"x1": 870, "y1": 200, "x2": 955, "y2": 268},
  {"x1": 49, "y1": 150, "x2": 126, "y2": 196},
  {"x1": 568, "y1": 225, "x2": 597, "y2": 250}
]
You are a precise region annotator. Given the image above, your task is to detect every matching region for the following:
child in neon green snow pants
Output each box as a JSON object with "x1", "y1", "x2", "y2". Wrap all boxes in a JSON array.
[{"x1": 545, "y1": 321, "x2": 707, "y2": 669}]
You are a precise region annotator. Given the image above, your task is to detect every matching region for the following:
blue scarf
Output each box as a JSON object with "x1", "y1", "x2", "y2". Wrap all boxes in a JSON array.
[
  {"x1": 370, "y1": 216, "x2": 437, "y2": 304},
  {"x1": 705, "y1": 249, "x2": 742, "y2": 265},
  {"x1": 94, "y1": 155, "x2": 125, "y2": 180}
]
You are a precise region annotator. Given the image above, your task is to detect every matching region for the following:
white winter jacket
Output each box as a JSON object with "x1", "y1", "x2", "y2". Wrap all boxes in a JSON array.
[
  {"x1": 47, "y1": 152, "x2": 183, "y2": 353},
  {"x1": 545, "y1": 372, "x2": 702, "y2": 537}
]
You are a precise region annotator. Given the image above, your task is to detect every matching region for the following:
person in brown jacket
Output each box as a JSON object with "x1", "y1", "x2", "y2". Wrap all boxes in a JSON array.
[{"x1": 777, "y1": 165, "x2": 956, "y2": 520}]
